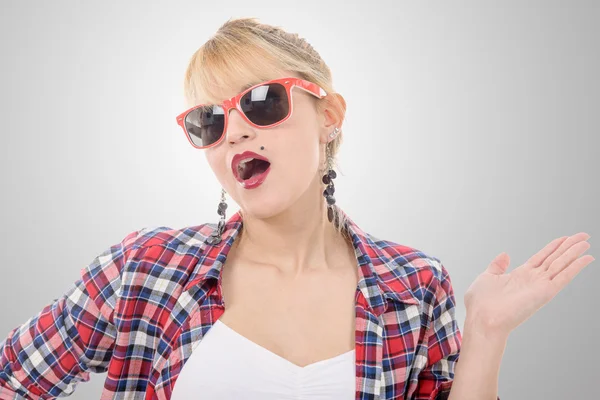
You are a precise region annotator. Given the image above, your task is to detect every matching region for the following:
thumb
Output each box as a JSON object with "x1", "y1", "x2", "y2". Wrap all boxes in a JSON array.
[{"x1": 486, "y1": 252, "x2": 510, "y2": 275}]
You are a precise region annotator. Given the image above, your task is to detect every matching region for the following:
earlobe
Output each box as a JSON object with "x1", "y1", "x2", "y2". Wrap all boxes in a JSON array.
[
  {"x1": 320, "y1": 92, "x2": 345, "y2": 140},
  {"x1": 328, "y1": 126, "x2": 340, "y2": 142},
  {"x1": 319, "y1": 113, "x2": 342, "y2": 144},
  {"x1": 319, "y1": 123, "x2": 341, "y2": 145}
]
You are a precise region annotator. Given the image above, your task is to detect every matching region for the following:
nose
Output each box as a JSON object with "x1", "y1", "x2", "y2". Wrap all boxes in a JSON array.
[{"x1": 226, "y1": 108, "x2": 256, "y2": 146}]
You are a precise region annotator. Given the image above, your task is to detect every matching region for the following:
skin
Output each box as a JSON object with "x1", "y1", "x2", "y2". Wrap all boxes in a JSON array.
[
  {"x1": 448, "y1": 232, "x2": 594, "y2": 399},
  {"x1": 465, "y1": 232, "x2": 594, "y2": 338},
  {"x1": 203, "y1": 70, "x2": 351, "y2": 279},
  {"x1": 200, "y1": 69, "x2": 596, "y2": 396}
]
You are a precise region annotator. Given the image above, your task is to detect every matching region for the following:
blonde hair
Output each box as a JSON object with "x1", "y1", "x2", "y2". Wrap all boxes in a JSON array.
[{"x1": 183, "y1": 17, "x2": 350, "y2": 240}]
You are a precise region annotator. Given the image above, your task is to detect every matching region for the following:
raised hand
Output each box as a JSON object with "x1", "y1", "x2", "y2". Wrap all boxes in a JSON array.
[{"x1": 463, "y1": 232, "x2": 594, "y2": 338}]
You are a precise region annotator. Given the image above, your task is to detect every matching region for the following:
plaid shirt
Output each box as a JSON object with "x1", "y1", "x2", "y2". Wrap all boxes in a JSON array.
[{"x1": 0, "y1": 207, "x2": 500, "y2": 400}]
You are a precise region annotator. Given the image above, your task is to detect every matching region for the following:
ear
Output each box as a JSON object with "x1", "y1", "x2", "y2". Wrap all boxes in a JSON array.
[{"x1": 318, "y1": 92, "x2": 347, "y2": 144}]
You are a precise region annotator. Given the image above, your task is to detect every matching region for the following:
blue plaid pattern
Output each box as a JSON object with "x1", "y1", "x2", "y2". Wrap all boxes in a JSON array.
[{"x1": 0, "y1": 207, "x2": 500, "y2": 399}]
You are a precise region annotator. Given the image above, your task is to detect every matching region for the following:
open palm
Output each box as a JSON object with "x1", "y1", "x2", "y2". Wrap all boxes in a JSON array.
[{"x1": 463, "y1": 232, "x2": 594, "y2": 338}]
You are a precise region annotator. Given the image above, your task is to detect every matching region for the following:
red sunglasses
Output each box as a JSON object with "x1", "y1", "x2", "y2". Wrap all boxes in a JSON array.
[{"x1": 175, "y1": 77, "x2": 328, "y2": 149}]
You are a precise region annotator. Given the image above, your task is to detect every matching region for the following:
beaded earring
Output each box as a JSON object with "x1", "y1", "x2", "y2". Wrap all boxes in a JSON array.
[
  {"x1": 323, "y1": 127, "x2": 340, "y2": 226},
  {"x1": 206, "y1": 188, "x2": 227, "y2": 245}
]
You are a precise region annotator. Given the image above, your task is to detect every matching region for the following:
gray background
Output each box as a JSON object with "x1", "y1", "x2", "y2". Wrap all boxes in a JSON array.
[{"x1": 1, "y1": 1, "x2": 598, "y2": 399}]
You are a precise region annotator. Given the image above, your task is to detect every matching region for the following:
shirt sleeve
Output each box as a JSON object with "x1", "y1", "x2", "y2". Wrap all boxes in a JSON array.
[
  {"x1": 411, "y1": 260, "x2": 500, "y2": 400},
  {"x1": 0, "y1": 229, "x2": 141, "y2": 399}
]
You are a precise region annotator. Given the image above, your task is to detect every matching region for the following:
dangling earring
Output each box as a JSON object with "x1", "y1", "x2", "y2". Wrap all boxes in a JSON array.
[
  {"x1": 206, "y1": 187, "x2": 227, "y2": 245},
  {"x1": 323, "y1": 127, "x2": 339, "y2": 226}
]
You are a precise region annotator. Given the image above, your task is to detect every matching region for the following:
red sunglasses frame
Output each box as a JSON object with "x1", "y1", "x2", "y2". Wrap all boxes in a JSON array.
[{"x1": 175, "y1": 77, "x2": 328, "y2": 150}]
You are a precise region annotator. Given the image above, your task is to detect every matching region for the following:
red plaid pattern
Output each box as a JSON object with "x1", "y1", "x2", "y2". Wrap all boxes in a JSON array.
[{"x1": 0, "y1": 208, "x2": 500, "y2": 399}]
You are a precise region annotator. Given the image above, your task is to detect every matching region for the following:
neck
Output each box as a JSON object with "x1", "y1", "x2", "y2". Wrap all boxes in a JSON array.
[{"x1": 233, "y1": 174, "x2": 347, "y2": 278}]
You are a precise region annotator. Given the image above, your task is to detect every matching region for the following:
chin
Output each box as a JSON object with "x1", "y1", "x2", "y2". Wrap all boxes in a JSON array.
[
  {"x1": 240, "y1": 199, "x2": 286, "y2": 220},
  {"x1": 238, "y1": 191, "x2": 297, "y2": 220}
]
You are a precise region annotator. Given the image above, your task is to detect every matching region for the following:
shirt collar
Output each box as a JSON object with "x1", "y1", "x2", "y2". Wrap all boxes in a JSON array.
[{"x1": 181, "y1": 207, "x2": 419, "y2": 314}]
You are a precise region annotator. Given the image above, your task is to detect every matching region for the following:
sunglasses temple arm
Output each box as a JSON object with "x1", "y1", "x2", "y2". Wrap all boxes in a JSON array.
[{"x1": 295, "y1": 79, "x2": 328, "y2": 98}]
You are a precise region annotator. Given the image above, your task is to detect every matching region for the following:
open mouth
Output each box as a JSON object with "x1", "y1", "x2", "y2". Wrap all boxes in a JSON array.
[{"x1": 236, "y1": 158, "x2": 271, "y2": 182}]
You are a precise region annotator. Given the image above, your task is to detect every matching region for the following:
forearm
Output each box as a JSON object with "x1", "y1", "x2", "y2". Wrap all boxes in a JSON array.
[{"x1": 447, "y1": 317, "x2": 508, "y2": 400}]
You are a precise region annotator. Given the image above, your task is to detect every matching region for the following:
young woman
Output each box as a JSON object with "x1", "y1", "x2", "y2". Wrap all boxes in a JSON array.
[{"x1": 0, "y1": 17, "x2": 593, "y2": 400}]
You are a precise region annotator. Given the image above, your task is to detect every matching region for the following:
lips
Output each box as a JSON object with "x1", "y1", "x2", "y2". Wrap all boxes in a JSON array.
[{"x1": 231, "y1": 151, "x2": 271, "y2": 183}]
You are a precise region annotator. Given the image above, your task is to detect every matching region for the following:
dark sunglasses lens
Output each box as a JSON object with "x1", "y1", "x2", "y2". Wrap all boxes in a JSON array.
[
  {"x1": 240, "y1": 83, "x2": 289, "y2": 126},
  {"x1": 184, "y1": 105, "x2": 225, "y2": 148}
]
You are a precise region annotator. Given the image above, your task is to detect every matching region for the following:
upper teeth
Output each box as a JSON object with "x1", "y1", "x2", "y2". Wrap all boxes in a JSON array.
[{"x1": 238, "y1": 157, "x2": 256, "y2": 167}]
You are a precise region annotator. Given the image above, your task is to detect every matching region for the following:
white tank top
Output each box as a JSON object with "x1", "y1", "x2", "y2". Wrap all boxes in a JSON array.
[{"x1": 171, "y1": 319, "x2": 356, "y2": 399}]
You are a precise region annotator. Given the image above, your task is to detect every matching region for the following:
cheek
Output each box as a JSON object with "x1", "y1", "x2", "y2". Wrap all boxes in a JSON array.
[
  {"x1": 283, "y1": 121, "x2": 322, "y2": 175},
  {"x1": 282, "y1": 133, "x2": 320, "y2": 176}
]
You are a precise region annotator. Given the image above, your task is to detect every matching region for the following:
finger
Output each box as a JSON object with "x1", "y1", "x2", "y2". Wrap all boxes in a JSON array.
[
  {"x1": 538, "y1": 232, "x2": 590, "y2": 271},
  {"x1": 546, "y1": 240, "x2": 591, "y2": 279},
  {"x1": 525, "y1": 236, "x2": 568, "y2": 268},
  {"x1": 550, "y1": 254, "x2": 595, "y2": 291}
]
